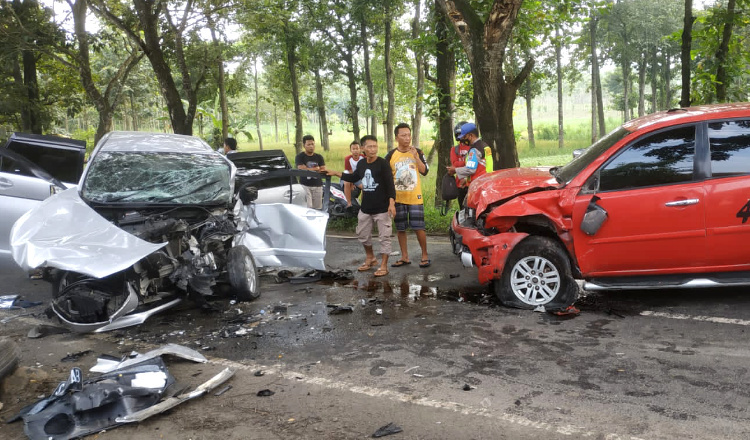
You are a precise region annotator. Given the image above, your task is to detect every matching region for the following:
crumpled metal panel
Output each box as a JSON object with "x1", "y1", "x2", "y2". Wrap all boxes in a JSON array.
[
  {"x1": 10, "y1": 188, "x2": 166, "y2": 278},
  {"x1": 466, "y1": 167, "x2": 559, "y2": 216},
  {"x1": 236, "y1": 202, "x2": 327, "y2": 270}
]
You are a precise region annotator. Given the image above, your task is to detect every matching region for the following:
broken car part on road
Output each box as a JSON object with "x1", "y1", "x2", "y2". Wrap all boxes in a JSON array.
[{"x1": 10, "y1": 344, "x2": 232, "y2": 440}]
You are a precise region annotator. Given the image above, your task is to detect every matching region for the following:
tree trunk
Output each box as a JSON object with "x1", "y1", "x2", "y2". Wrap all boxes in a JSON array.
[
  {"x1": 638, "y1": 52, "x2": 646, "y2": 117},
  {"x1": 285, "y1": 28, "x2": 303, "y2": 154},
  {"x1": 525, "y1": 86, "x2": 535, "y2": 149},
  {"x1": 592, "y1": 19, "x2": 605, "y2": 137},
  {"x1": 555, "y1": 25, "x2": 564, "y2": 149},
  {"x1": 665, "y1": 50, "x2": 672, "y2": 108},
  {"x1": 285, "y1": 109, "x2": 290, "y2": 144},
  {"x1": 650, "y1": 46, "x2": 658, "y2": 112},
  {"x1": 130, "y1": 91, "x2": 138, "y2": 131},
  {"x1": 253, "y1": 57, "x2": 264, "y2": 150},
  {"x1": 344, "y1": 53, "x2": 360, "y2": 141},
  {"x1": 438, "y1": 0, "x2": 530, "y2": 170},
  {"x1": 384, "y1": 0, "x2": 395, "y2": 150},
  {"x1": 274, "y1": 103, "x2": 279, "y2": 142},
  {"x1": 361, "y1": 17, "x2": 376, "y2": 139},
  {"x1": 314, "y1": 69, "x2": 329, "y2": 151},
  {"x1": 715, "y1": 0, "x2": 735, "y2": 103},
  {"x1": 680, "y1": 0, "x2": 693, "y2": 107},
  {"x1": 434, "y1": 0, "x2": 455, "y2": 204},
  {"x1": 621, "y1": 57, "x2": 630, "y2": 122},
  {"x1": 208, "y1": 20, "x2": 228, "y2": 140},
  {"x1": 411, "y1": 0, "x2": 424, "y2": 149}
]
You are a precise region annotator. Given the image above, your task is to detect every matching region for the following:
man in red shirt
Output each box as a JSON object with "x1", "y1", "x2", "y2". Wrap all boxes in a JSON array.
[
  {"x1": 343, "y1": 140, "x2": 364, "y2": 207},
  {"x1": 447, "y1": 122, "x2": 471, "y2": 209}
]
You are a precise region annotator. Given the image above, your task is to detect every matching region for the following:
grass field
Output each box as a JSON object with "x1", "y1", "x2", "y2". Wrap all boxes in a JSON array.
[{"x1": 236, "y1": 118, "x2": 601, "y2": 234}]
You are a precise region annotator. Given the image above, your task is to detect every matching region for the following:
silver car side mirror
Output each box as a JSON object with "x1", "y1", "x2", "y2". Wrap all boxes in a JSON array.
[{"x1": 580, "y1": 197, "x2": 608, "y2": 236}]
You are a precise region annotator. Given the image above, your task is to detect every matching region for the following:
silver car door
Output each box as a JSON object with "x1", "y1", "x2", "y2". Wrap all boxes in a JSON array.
[{"x1": 235, "y1": 202, "x2": 328, "y2": 270}]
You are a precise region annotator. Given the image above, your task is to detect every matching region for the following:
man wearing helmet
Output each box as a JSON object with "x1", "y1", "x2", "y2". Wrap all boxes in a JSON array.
[
  {"x1": 447, "y1": 122, "x2": 489, "y2": 208},
  {"x1": 447, "y1": 121, "x2": 472, "y2": 209}
]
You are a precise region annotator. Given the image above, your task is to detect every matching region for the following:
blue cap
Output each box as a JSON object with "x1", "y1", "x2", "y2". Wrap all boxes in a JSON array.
[{"x1": 458, "y1": 122, "x2": 476, "y2": 139}]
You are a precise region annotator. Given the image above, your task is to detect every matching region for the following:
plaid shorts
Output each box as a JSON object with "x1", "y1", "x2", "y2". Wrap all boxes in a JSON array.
[{"x1": 394, "y1": 203, "x2": 425, "y2": 231}]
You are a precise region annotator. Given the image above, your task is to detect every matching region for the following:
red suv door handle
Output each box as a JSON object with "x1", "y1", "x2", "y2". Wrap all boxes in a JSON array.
[{"x1": 665, "y1": 198, "x2": 699, "y2": 207}]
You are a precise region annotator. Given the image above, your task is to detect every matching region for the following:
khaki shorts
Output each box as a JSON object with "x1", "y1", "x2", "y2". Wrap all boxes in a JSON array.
[
  {"x1": 355, "y1": 211, "x2": 392, "y2": 255},
  {"x1": 304, "y1": 186, "x2": 323, "y2": 210}
]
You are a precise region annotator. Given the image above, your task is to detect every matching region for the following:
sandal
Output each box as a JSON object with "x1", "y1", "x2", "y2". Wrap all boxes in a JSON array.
[
  {"x1": 358, "y1": 260, "x2": 378, "y2": 272},
  {"x1": 374, "y1": 268, "x2": 389, "y2": 277},
  {"x1": 419, "y1": 259, "x2": 431, "y2": 268},
  {"x1": 391, "y1": 259, "x2": 411, "y2": 268}
]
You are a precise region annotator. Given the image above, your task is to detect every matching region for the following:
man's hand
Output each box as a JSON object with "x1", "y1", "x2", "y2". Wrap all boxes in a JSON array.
[
  {"x1": 388, "y1": 200, "x2": 396, "y2": 218},
  {"x1": 446, "y1": 165, "x2": 456, "y2": 175},
  {"x1": 409, "y1": 146, "x2": 419, "y2": 160}
]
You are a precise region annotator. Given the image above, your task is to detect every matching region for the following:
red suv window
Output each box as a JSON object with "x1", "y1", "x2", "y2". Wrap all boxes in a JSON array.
[
  {"x1": 708, "y1": 119, "x2": 750, "y2": 178},
  {"x1": 599, "y1": 125, "x2": 696, "y2": 192}
]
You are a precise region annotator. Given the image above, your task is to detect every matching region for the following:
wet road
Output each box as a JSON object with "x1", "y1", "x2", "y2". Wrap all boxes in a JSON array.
[{"x1": 2, "y1": 236, "x2": 750, "y2": 439}]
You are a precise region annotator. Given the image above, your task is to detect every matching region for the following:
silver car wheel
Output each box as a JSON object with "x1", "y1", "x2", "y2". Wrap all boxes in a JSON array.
[
  {"x1": 509, "y1": 255, "x2": 561, "y2": 306},
  {"x1": 242, "y1": 253, "x2": 257, "y2": 293}
]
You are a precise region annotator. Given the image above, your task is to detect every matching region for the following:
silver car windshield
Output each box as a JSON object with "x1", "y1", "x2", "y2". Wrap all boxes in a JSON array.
[{"x1": 81, "y1": 152, "x2": 232, "y2": 205}]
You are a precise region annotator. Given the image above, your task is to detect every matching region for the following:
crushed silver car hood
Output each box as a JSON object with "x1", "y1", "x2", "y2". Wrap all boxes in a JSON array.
[
  {"x1": 10, "y1": 188, "x2": 166, "y2": 278},
  {"x1": 11, "y1": 188, "x2": 328, "y2": 278}
]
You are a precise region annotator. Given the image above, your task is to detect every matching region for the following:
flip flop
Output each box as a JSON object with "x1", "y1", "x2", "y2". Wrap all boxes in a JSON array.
[
  {"x1": 358, "y1": 260, "x2": 378, "y2": 271},
  {"x1": 391, "y1": 259, "x2": 411, "y2": 268},
  {"x1": 374, "y1": 268, "x2": 389, "y2": 277},
  {"x1": 419, "y1": 259, "x2": 431, "y2": 268}
]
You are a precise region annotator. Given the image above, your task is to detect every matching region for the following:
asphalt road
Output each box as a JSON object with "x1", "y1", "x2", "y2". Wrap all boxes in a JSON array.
[{"x1": 2, "y1": 235, "x2": 750, "y2": 439}]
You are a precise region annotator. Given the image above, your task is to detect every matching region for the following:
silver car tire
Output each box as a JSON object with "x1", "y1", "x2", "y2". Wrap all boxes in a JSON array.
[{"x1": 227, "y1": 245, "x2": 260, "y2": 301}]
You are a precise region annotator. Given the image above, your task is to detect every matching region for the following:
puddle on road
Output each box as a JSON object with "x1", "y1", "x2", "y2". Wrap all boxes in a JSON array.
[{"x1": 330, "y1": 276, "x2": 496, "y2": 306}]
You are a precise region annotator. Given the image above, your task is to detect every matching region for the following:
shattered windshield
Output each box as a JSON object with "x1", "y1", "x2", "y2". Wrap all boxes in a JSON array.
[
  {"x1": 81, "y1": 152, "x2": 232, "y2": 205},
  {"x1": 555, "y1": 127, "x2": 629, "y2": 183}
]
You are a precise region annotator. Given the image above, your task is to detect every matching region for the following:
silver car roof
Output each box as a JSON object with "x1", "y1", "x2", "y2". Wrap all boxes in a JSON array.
[{"x1": 95, "y1": 131, "x2": 214, "y2": 154}]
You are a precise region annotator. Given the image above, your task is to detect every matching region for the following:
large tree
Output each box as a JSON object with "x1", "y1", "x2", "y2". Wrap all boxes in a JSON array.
[
  {"x1": 436, "y1": 0, "x2": 533, "y2": 169},
  {"x1": 63, "y1": 0, "x2": 143, "y2": 143},
  {"x1": 89, "y1": 0, "x2": 212, "y2": 135}
]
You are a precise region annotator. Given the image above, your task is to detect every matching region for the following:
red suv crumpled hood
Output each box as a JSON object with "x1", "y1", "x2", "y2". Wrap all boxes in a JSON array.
[{"x1": 466, "y1": 167, "x2": 560, "y2": 215}]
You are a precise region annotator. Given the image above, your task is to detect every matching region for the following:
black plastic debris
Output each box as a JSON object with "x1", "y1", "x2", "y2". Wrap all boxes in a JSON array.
[
  {"x1": 61, "y1": 350, "x2": 92, "y2": 363},
  {"x1": 27, "y1": 325, "x2": 70, "y2": 339},
  {"x1": 372, "y1": 422, "x2": 403, "y2": 437},
  {"x1": 214, "y1": 385, "x2": 232, "y2": 396},
  {"x1": 289, "y1": 270, "x2": 322, "y2": 284},
  {"x1": 0, "y1": 294, "x2": 42, "y2": 309},
  {"x1": 254, "y1": 370, "x2": 265, "y2": 377},
  {"x1": 274, "y1": 269, "x2": 294, "y2": 284},
  {"x1": 462, "y1": 384, "x2": 473, "y2": 391},
  {"x1": 327, "y1": 304, "x2": 354, "y2": 315},
  {"x1": 257, "y1": 389, "x2": 274, "y2": 397},
  {"x1": 449, "y1": 274, "x2": 460, "y2": 279}
]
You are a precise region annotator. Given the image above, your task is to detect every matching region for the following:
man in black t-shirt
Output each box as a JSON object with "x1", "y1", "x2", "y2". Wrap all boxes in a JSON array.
[
  {"x1": 295, "y1": 134, "x2": 326, "y2": 209},
  {"x1": 326, "y1": 135, "x2": 396, "y2": 277}
]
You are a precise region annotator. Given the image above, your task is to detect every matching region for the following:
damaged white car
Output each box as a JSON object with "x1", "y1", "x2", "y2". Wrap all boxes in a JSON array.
[{"x1": 9, "y1": 132, "x2": 329, "y2": 333}]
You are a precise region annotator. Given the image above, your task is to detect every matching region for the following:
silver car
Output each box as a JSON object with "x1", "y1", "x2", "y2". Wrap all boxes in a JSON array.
[
  {"x1": 0, "y1": 133, "x2": 86, "y2": 257},
  {"x1": 227, "y1": 150, "x2": 307, "y2": 206},
  {"x1": 10, "y1": 131, "x2": 329, "y2": 332}
]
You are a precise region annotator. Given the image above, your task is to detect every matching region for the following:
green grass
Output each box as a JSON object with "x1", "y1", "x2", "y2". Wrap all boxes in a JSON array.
[{"x1": 236, "y1": 121, "x2": 595, "y2": 235}]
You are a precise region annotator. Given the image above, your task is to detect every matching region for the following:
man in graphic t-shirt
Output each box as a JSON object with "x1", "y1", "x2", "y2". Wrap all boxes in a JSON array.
[
  {"x1": 295, "y1": 134, "x2": 326, "y2": 209},
  {"x1": 384, "y1": 123, "x2": 430, "y2": 269},
  {"x1": 343, "y1": 140, "x2": 364, "y2": 207},
  {"x1": 326, "y1": 135, "x2": 396, "y2": 277}
]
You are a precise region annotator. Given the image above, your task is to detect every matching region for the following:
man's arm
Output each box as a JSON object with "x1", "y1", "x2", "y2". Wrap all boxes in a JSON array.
[{"x1": 411, "y1": 147, "x2": 428, "y2": 175}]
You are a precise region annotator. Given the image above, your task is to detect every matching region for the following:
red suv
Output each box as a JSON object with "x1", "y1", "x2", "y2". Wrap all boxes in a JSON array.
[{"x1": 451, "y1": 103, "x2": 750, "y2": 310}]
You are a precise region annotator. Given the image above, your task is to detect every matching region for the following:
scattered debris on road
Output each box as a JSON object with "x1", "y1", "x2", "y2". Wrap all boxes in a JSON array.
[
  {"x1": 372, "y1": 422, "x2": 403, "y2": 437},
  {"x1": 257, "y1": 389, "x2": 275, "y2": 397},
  {"x1": 9, "y1": 343, "x2": 232, "y2": 440}
]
